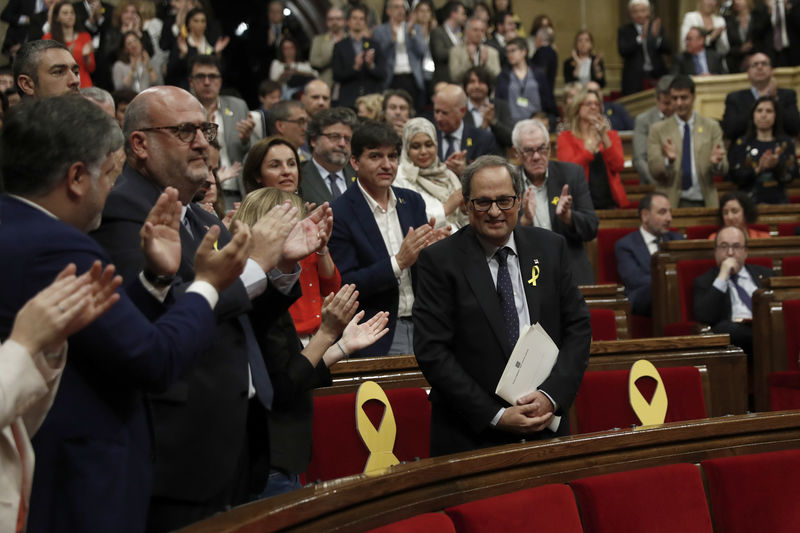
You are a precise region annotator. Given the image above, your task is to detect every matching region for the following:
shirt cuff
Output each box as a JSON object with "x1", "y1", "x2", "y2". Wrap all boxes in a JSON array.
[
  {"x1": 186, "y1": 280, "x2": 219, "y2": 309},
  {"x1": 490, "y1": 407, "x2": 505, "y2": 427},
  {"x1": 538, "y1": 389, "x2": 558, "y2": 413},
  {"x1": 391, "y1": 256, "x2": 402, "y2": 278},
  {"x1": 712, "y1": 277, "x2": 729, "y2": 293},
  {"x1": 139, "y1": 271, "x2": 171, "y2": 303},
  {"x1": 268, "y1": 263, "x2": 301, "y2": 295},
  {"x1": 241, "y1": 258, "x2": 268, "y2": 299}
]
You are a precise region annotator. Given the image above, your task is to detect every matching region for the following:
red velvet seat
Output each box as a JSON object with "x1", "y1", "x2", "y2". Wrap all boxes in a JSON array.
[
  {"x1": 573, "y1": 366, "x2": 707, "y2": 434},
  {"x1": 702, "y1": 450, "x2": 800, "y2": 533},
  {"x1": 305, "y1": 387, "x2": 431, "y2": 483},
  {"x1": 444, "y1": 484, "x2": 583, "y2": 533},
  {"x1": 589, "y1": 308, "x2": 618, "y2": 341},
  {"x1": 768, "y1": 299, "x2": 800, "y2": 410},
  {"x1": 595, "y1": 227, "x2": 637, "y2": 284},
  {"x1": 778, "y1": 222, "x2": 800, "y2": 236},
  {"x1": 367, "y1": 513, "x2": 456, "y2": 533},
  {"x1": 685, "y1": 225, "x2": 718, "y2": 240},
  {"x1": 782, "y1": 256, "x2": 800, "y2": 276},
  {"x1": 570, "y1": 463, "x2": 713, "y2": 533}
]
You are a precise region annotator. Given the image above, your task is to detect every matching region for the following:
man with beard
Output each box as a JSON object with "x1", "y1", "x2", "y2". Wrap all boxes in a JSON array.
[
  {"x1": 299, "y1": 107, "x2": 360, "y2": 206},
  {"x1": 13, "y1": 40, "x2": 81, "y2": 98}
]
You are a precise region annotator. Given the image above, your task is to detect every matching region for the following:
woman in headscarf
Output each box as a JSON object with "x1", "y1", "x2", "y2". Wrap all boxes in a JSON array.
[{"x1": 393, "y1": 117, "x2": 467, "y2": 230}]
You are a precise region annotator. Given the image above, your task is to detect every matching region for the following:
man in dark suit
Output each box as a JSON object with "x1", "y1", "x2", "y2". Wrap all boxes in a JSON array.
[
  {"x1": 720, "y1": 52, "x2": 800, "y2": 141},
  {"x1": 672, "y1": 27, "x2": 726, "y2": 75},
  {"x1": 413, "y1": 155, "x2": 591, "y2": 456},
  {"x1": 618, "y1": 0, "x2": 671, "y2": 95},
  {"x1": 332, "y1": 4, "x2": 383, "y2": 109},
  {"x1": 694, "y1": 226, "x2": 775, "y2": 359},
  {"x1": 0, "y1": 0, "x2": 37, "y2": 54},
  {"x1": 329, "y1": 121, "x2": 439, "y2": 357},
  {"x1": 514, "y1": 119, "x2": 599, "y2": 286},
  {"x1": 433, "y1": 83, "x2": 498, "y2": 178},
  {"x1": 299, "y1": 107, "x2": 359, "y2": 206},
  {"x1": 462, "y1": 66, "x2": 513, "y2": 152},
  {"x1": 615, "y1": 193, "x2": 684, "y2": 316},
  {"x1": 429, "y1": 1, "x2": 466, "y2": 85},
  {"x1": 93, "y1": 86, "x2": 328, "y2": 532},
  {"x1": 0, "y1": 96, "x2": 250, "y2": 533}
]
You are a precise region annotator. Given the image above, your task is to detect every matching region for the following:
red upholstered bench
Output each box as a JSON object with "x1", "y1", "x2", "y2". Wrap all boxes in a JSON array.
[
  {"x1": 768, "y1": 299, "x2": 800, "y2": 410},
  {"x1": 783, "y1": 256, "x2": 800, "y2": 276},
  {"x1": 778, "y1": 222, "x2": 800, "y2": 236},
  {"x1": 702, "y1": 449, "x2": 800, "y2": 533},
  {"x1": 589, "y1": 308, "x2": 618, "y2": 341},
  {"x1": 444, "y1": 484, "x2": 583, "y2": 533},
  {"x1": 596, "y1": 227, "x2": 638, "y2": 284},
  {"x1": 573, "y1": 366, "x2": 707, "y2": 434},
  {"x1": 570, "y1": 463, "x2": 713, "y2": 533},
  {"x1": 367, "y1": 513, "x2": 456, "y2": 533},
  {"x1": 305, "y1": 387, "x2": 431, "y2": 483},
  {"x1": 686, "y1": 224, "x2": 718, "y2": 240}
]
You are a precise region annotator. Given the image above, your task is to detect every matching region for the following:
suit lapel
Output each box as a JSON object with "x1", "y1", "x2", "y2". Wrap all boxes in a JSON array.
[
  {"x1": 394, "y1": 188, "x2": 419, "y2": 233},
  {"x1": 546, "y1": 162, "x2": 559, "y2": 227},
  {"x1": 348, "y1": 186, "x2": 391, "y2": 257},
  {"x1": 303, "y1": 162, "x2": 331, "y2": 203},
  {"x1": 515, "y1": 228, "x2": 540, "y2": 326},
  {"x1": 460, "y1": 228, "x2": 511, "y2": 354},
  {"x1": 632, "y1": 230, "x2": 652, "y2": 274}
]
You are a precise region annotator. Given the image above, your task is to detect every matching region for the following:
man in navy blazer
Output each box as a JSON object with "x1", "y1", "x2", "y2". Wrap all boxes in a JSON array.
[
  {"x1": 615, "y1": 193, "x2": 684, "y2": 316},
  {"x1": 0, "y1": 96, "x2": 249, "y2": 533},
  {"x1": 329, "y1": 121, "x2": 442, "y2": 357},
  {"x1": 414, "y1": 156, "x2": 591, "y2": 455},
  {"x1": 332, "y1": 5, "x2": 383, "y2": 109},
  {"x1": 433, "y1": 83, "x2": 499, "y2": 178}
]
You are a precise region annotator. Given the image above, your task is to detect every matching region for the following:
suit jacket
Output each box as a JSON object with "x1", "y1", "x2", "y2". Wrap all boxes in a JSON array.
[
  {"x1": 436, "y1": 121, "x2": 499, "y2": 165},
  {"x1": 72, "y1": 0, "x2": 113, "y2": 36},
  {"x1": 92, "y1": 166, "x2": 293, "y2": 505},
  {"x1": 0, "y1": 341, "x2": 63, "y2": 533},
  {"x1": 332, "y1": 36, "x2": 384, "y2": 109},
  {"x1": 413, "y1": 225, "x2": 591, "y2": 456},
  {"x1": 724, "y1": 5, "x2": 771, "y2": 73},
  {"x1": 617, "y1": 22, "x2": 671, "y2": 95},
  {"x1": 328, "y1": 184, "x2": 428, "y2": 357},
  {"x1": 647, "y1": 114, "x2": 728, "y2": 208},
  {"x1": 531, "y1": 45, "x2": 558, "y2": 92},
  {"x1": 563, "y1": 54, "x2": 605, "y2": 87},
  {"x1": 298, "y1": 160, "x2": 356, "y2": 206},
  {"x1": 633, "y1": 106, "x2": 667, "y2": 184},
  {"x1": 309, "y1": 32, "x2": 337, "y2": 88},
  {"x1": 671, "y1": 49, "x2": 726, "y2": 75},
  {"x1": 521, "y1": 161, "x2": 599, "y2": 286},
  {"x1": 0, "y1": 0, "x2": 36, "y2": 51},
  {"x1": 449, "y1": 44, "x2": 501, "y2": 84},
  {"x1": 693, "y1": 263, "x2": 775, "y2": 326},
  {"x1": 0, "y1": 195, "x2": 216, "y2": 533},
  {"x1": 218, "y1": 94, "x2": 253, "y2": 195},
  {"x1": 372, "y1": 22, "x2": 426, "y2": 90},
  {"x1": 463, "y1": 98, "x2": 513, "y2": 151},
  {"x1": 721, "y1": 87, "x2": 800, "y2": 141},
  {"x1": 615, "y1": 229, "x2": 684, "y2": 316},
  {"x1": 429, "y1": 25, "x2": 457, "y2": 84}
]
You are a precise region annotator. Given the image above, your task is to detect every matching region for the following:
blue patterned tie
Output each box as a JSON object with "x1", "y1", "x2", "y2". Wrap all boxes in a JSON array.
[
  {"x1": 681, "y1": 122, "x2": 692, "y2": 190},
  {"x1": 730, "y1": 273, "x2": 753, "y2": 311},
  {"x1": 495, "y1": 247, "x2": 519, "y2": 348}
]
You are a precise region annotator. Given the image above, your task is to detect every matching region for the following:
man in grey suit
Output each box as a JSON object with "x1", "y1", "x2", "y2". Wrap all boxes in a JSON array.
[
  {"x1": 513, "y1": 119, "x2": 598, "y2": 286},
  {"x1": 188, "y1": 55, "x2": 255, "y2": 207},
  {"x1": 632, "y1": 75, "x2": 674, "y2": 184},
  {"x1": 299, "y1": 107, "x2": 359, "y2": 206}
]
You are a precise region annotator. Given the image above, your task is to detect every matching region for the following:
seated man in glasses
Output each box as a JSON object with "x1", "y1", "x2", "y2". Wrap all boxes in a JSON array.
[
  {"x1": 694, "y1": 225, "x2": 774, "y2": 361},
  {"x1": 92, "y1": 85, "x2": 331, "y2": 531},
  {"x1": 187, "y1": 54, "x2": 255, "y2": 208},
  {"x1": 413, "y1": 154, "x2": 591, "y2": 455},
  {"x1": 329, "y1": 121, "x2": 448, "y2": 357},
  {"x1": 512, "y1": 119, "x2": 599, "y2": 285}
]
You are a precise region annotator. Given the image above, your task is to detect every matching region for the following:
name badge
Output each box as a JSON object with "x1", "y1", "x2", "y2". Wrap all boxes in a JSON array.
[{"x1": 516, "y1": 96, "x2": 529, "y2": 107}]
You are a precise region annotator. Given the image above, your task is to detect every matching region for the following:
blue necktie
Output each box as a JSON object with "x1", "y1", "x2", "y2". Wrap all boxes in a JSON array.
[
  {"x1": 681, "y1": 122, "x2": 693, "y2": 190},
  {"x1": 730, "y1": 273, "x2": 753, "y2": 312},
  {"x1": 444, "y1": 134, "x2": 455, "y2": 160},
  {"x1": 693, "y1": 54, "x2": 704, "y2": 74},
  {"x1": 495, "y1": 247, "x2": 519, "y2": 348},
  {"x1": 327, "y1": 173, "x2": 342, "y2": 200}
]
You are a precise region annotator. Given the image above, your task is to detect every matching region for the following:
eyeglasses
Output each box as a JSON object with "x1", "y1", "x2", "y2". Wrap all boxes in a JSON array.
[
  {"x1": 139, "y1": 122, "x2": 219, "y2": 143},
  {"x1": 519, "y1": 144, "x2": 550, "y2": 158},
  {"x1": 469, "y1": 195, "x2": 518, "y2": 212},
  {"x1": 748, "y1": 61, "x2": 770, "y2": 68},
  {"x1": 282, "y1": 117, "x2": 309, "y2": 126},
  {"x1": 190, "y1": 73, "x2": 222, "y2": 82},
  {"x1": 319, "y1": 132, "x2": 352, "y2": 143},
  {"x1": 716, "y1": 243, "x2": 746, "y2": 252}
]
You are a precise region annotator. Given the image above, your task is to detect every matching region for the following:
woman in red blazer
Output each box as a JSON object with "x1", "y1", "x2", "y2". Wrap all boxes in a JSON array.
[{"x1": 557, "y1": 87, "x2": 631, "y2": 209}]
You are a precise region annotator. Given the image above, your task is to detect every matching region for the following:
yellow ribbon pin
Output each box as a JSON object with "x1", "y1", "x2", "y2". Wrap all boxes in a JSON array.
[
  {"x1": 466, "y1": 137, "x2": 472, "y2": 147},
  {"x1": 551, "y1": 196, "x2": 559, "y2": 206},
  {"x1": 698, "y1": 126, "x2": 703, "y2": 133},
  {"x1": 528, "y1": 265, "x2": 540, "y2": 286}
]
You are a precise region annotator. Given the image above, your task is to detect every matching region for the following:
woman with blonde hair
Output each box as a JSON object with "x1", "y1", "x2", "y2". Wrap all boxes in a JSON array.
[
  {"x1": 355, "y1": 93, "x2": 383, "y2": 121},
  {"x1": 556, "y1": 86, "x2": 630, "y2": 209},
  {"x1": 231, "y1": 187, "x2": 389, "y2": 497},
  {"x1": 393, "y1": 117, "x2": 466, "y2": 229}
]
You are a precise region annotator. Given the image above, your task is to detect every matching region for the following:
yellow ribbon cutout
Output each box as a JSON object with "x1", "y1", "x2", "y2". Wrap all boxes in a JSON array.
[
  {"x1": 355, "y1": 381, "x2": 399, "y2": 475},
  {"x1": 528, "y1": 265, "x2": 540, "y2": 286},
  {"x1": 628, "y1": 359, "x2": 668, "y2": 427},
  {"x1": 551, "y1": 196, "x2": 559, "y2": 206}
]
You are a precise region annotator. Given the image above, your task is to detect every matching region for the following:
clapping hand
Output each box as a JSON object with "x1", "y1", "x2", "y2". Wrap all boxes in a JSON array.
[
  {"x1": 140, "y1": 187, "x2": 182, "y2": 278},
  {"x1": 710, "y1": 143, "x2": 726, "y2": 165},
  {"x1": 555, "y1": 184, "x2": 573, "y2": 225}
]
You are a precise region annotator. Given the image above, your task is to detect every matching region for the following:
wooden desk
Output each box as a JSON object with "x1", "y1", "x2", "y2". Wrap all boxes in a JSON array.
[{"x1": 178, "y1": 411, "x2": 800, "y2": 533}]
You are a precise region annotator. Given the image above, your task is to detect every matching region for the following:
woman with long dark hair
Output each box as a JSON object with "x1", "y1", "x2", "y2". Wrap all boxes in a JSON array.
[{"x1": 43, "y1": 2, "x2": 95, "y2": 87}]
